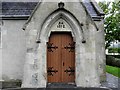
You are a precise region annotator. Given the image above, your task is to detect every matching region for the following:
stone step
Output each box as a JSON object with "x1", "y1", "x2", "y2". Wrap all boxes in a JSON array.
[
  {"x1": 1, "y1": 88, "x2": 112, "y2": 90},
  {"x1": 1, "y1": 87, "x2": 112, "y2": 90},
  {"x1": 47, "y1": 83, "x2": 76, "y2": 88}
]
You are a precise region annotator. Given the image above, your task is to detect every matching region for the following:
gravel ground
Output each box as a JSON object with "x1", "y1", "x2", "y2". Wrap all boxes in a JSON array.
[{"x1": 101, "y1": 73, "x2": 120, "y2": 89}]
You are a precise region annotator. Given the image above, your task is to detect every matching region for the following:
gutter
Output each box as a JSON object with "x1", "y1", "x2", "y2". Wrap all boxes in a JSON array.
[{"x1": 1, "y1": 15, "x2": 29, "y2": 20}]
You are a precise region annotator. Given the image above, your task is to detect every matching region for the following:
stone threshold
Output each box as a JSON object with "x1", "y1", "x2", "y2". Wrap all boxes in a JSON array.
[
  {"x1": 47, "y1": 82, "x2": 76, "y2": 88},
  {"x1": 1, "y1": 87, "x2": 114, "y2": 90}
]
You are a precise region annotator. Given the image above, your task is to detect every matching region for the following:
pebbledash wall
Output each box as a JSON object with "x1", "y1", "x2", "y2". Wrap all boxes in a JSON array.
[{"x1": 1, "y1": 0, "x2": 106, "y2": 88}]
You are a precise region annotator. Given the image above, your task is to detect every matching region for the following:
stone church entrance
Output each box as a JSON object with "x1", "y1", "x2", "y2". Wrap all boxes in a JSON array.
[
  {"x1": 21, "y1": 1, "x2": 105, "y2": 88},
  {"x1": 47, "y1": 32, "x2": 75, "y2": 83}
]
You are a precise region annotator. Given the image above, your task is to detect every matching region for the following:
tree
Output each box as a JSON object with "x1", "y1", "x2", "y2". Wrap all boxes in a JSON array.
[{"x1": 99, "y1": 1, "x2": 120, "y2": 49}]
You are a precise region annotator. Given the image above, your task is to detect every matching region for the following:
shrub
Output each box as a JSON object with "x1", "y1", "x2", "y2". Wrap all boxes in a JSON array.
[{"x1": 106, "y1": 55, "x2": 120, "y2": 67}]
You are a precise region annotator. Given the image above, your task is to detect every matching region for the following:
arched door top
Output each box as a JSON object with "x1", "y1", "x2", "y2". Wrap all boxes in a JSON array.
[{"x1": 36, "y1": 8, "x2": 86, "y2": 43}]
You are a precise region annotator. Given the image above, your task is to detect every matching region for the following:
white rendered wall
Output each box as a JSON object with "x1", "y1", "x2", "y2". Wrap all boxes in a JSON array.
[{"x1": 2, "y1": 20, "x2": 26, "y2": 81}]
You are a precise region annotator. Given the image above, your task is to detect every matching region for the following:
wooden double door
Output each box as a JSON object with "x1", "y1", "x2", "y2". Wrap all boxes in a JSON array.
[{"x1": 47, "y1": 32, "x2": 75, "y2": 83}]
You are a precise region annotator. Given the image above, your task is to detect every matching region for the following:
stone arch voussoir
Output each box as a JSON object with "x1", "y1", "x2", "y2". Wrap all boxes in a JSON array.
[{"x1": 36, "y1": 9, "x2": 85, "y2": 43}]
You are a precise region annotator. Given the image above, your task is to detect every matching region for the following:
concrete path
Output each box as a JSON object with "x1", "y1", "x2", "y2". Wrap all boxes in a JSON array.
[{"x1": 101, "y1": 73, "x2": 120, "y2": 89}]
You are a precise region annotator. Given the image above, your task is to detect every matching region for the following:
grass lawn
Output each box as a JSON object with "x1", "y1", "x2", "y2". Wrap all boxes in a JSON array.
[{"x1": 106, "y1": 65, "x2": 120, "y2": 78}]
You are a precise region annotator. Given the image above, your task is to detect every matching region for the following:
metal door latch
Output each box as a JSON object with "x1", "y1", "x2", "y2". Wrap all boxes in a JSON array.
[
  {"x1": 47, "y1": 67, "x2": 58, "y2": 76},
  {"x1": 64, "y1": 67, "x2": 75, "y2": 76},
  {"x1": 47, "y1": 42, "x2": 58, "y2": 52},
  {"x1": 64, "y1": 42, "x2": 75, "y2": 52}
]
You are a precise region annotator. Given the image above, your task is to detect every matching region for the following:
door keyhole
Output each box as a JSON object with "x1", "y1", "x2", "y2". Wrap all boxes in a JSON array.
[{"x1": 63, "y1": 62, "x2": 64, "y2": 66}]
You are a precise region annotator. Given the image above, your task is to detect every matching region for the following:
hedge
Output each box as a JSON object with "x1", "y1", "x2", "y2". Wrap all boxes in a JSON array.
[
  {"x1": 106, "y1": 55, "x2": 120, "y2": 67},
  {"x1": 108, "y1": 48, "x2": 120, "y2": 53}
]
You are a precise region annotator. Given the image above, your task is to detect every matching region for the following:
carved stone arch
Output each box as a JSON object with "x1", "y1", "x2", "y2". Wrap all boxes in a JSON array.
[{"x1": 37, "y1": 9, "x2": 85, "y2": 43}]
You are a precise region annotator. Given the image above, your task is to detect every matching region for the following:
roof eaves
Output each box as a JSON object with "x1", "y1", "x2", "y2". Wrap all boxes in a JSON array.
[
  {"x1": 92, "y1": 16, "x2": 104, "y2": 21},
  {"x1": 1, "y1": 15, "x2": 29, "y2": 20},
  {"x1": 90, "y1": 0, "x2": 105, "y2": 16},
  {"x1": 22, "y1": 2, "x2": 41, "y2": 30},
  {"x1": 80, "y1": 2, "x2": 99, "y2": 30}
]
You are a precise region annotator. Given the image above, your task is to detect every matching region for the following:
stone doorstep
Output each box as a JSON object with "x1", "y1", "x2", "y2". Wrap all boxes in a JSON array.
[
  {"x1": 47, "y1": 82, "x2": 76, "y2": 88},
  {"x1": 1, "y1": 87, "x2": 113, "y2": 90}
]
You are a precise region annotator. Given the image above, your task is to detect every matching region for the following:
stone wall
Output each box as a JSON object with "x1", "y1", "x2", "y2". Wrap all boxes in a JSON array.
[
  {"x1": 94, "y1": 20, "x2": 106, "y2": 82},
  {"x1": 22, "y1": 1, "x2": 105, "y2": 88},
  {"x1": 0, "y1": 20, "x2": 2, "y2": 88},
  {"x1": 1, "y1": 0, "x2": 105, "y2": 88}
]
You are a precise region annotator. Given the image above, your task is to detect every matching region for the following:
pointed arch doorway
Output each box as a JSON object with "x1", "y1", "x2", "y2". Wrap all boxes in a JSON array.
[
  {"x1": 22, "y1": 8, "x2": 86, "y2": 87},
  {"x1": 47, "y1": 32, "x2": 75, "y2": 83}
]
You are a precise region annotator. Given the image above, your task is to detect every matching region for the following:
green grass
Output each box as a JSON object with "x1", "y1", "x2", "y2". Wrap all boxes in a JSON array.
[{"x1": 106, "y1": 65, "x2": 120, "y2": 78}]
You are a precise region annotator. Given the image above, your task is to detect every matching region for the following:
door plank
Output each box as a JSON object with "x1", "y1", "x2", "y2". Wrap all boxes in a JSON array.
[
  {"x1": 47, "y1": 32, "x2": 75, "y2": 83},
  {"x1": 61, "y1": 33, "x2": 75, "y2": 82},
  {"x1": 47, "y1": 33, "x2": 62, "y2": 82}
]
